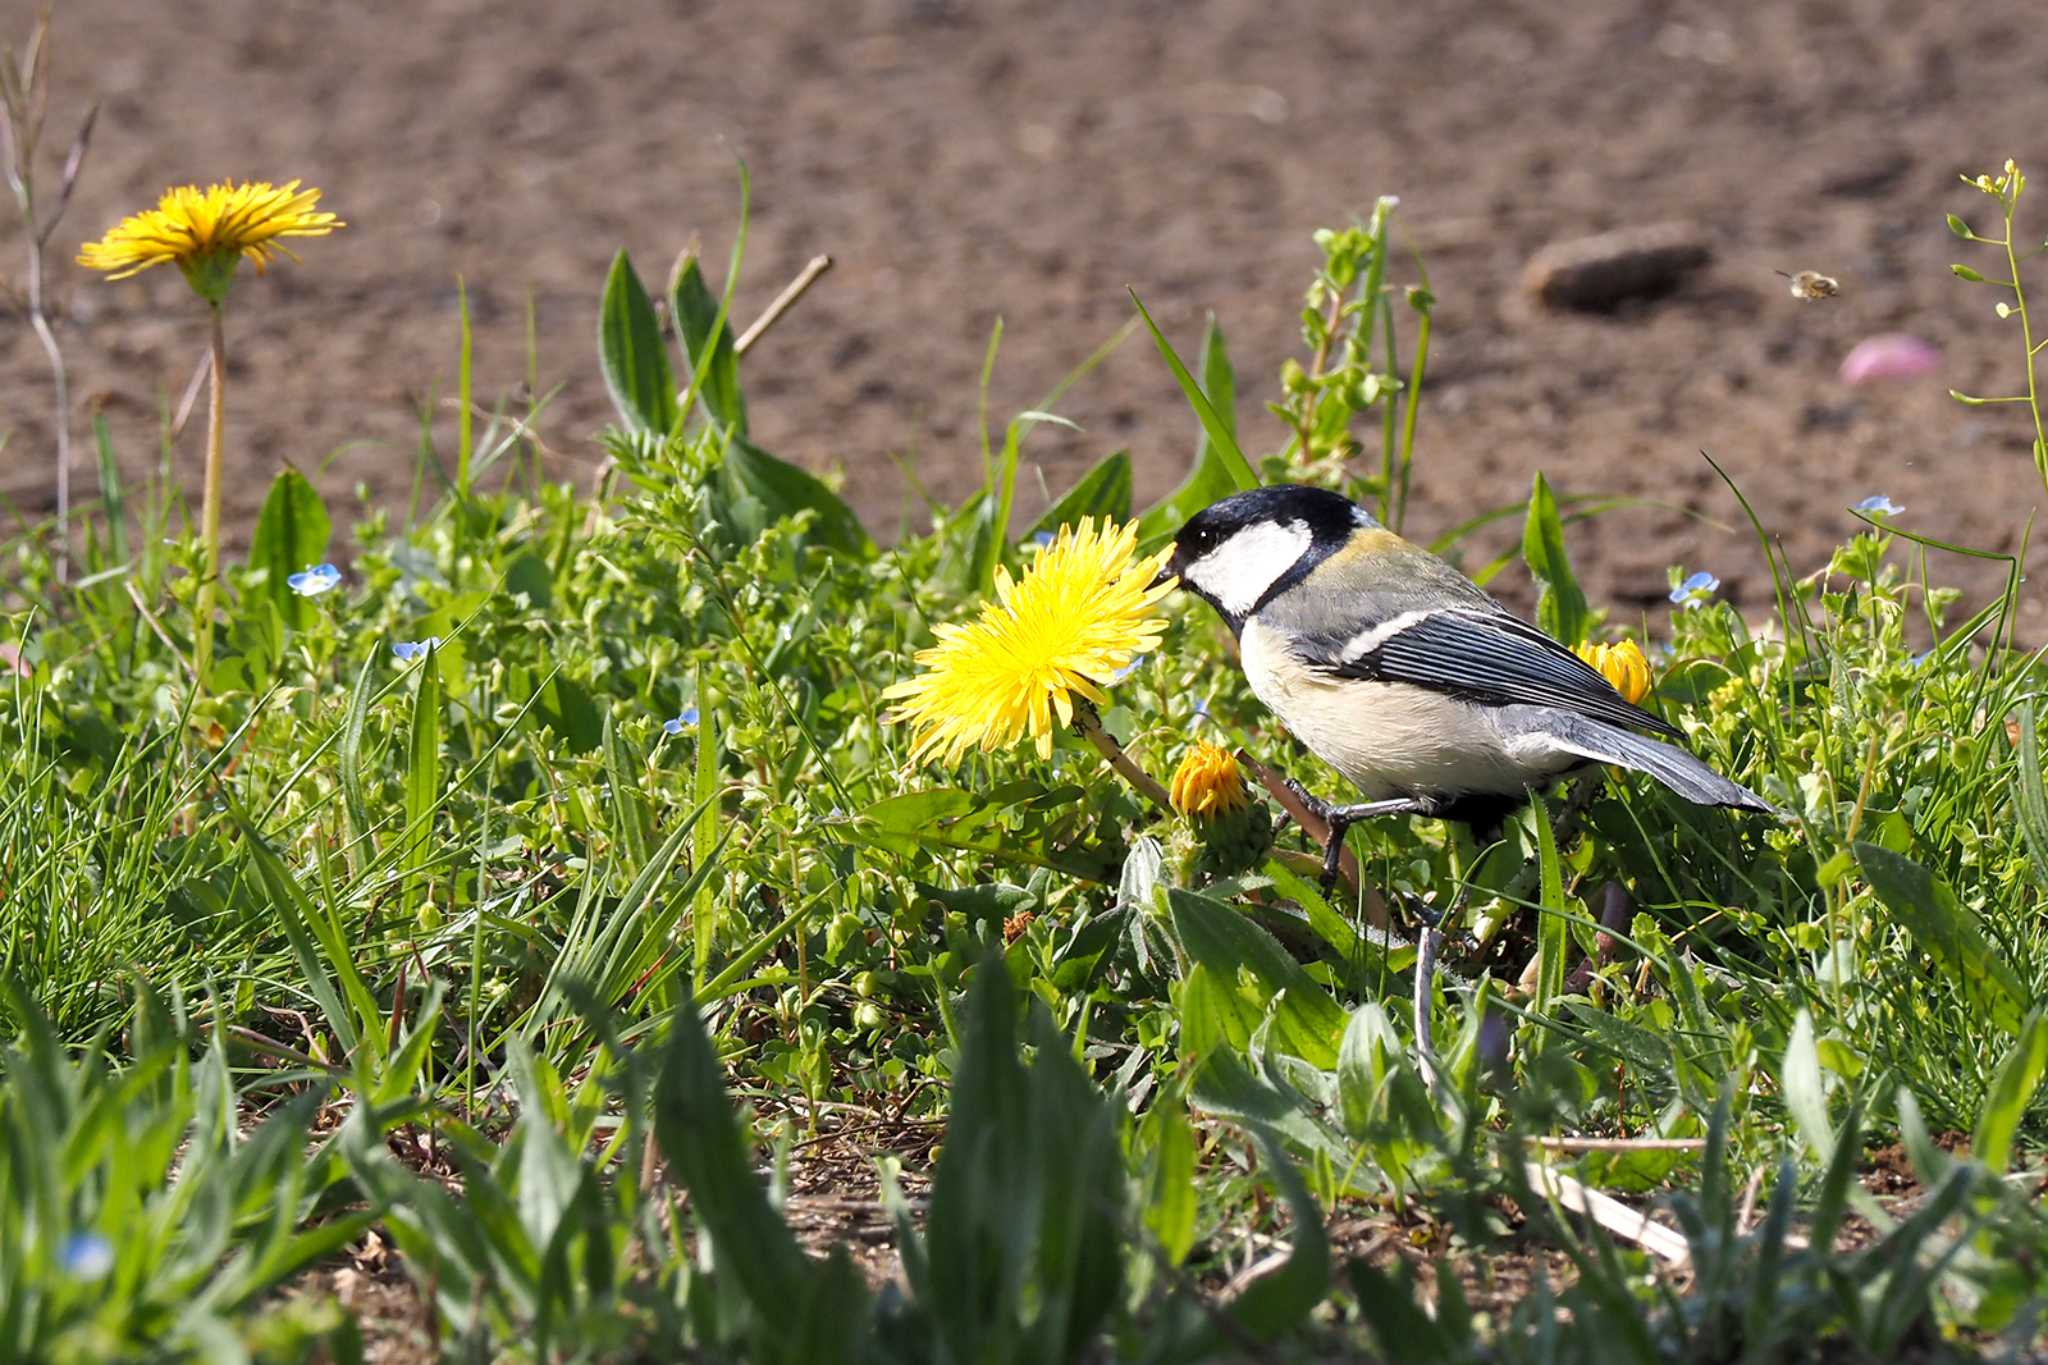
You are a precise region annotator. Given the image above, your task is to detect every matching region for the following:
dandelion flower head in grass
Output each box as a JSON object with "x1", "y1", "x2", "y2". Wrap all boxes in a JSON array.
[
  {"x1": 1170, "y1": 741, "x2": 1250, "y2": 822},
  {"x1": 884, "y1": 517, "x2": 1174, "y2": 763},
  {"x1": 1575, "y1": 639, "x2": 1652, "y2": 706},
  {"x1": 78, "y1": 179, "x2": 342, "y2": 303}
]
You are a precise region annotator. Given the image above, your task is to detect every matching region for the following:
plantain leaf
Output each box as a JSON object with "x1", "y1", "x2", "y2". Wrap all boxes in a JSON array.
[
  {"x1": 1168, "y1": 887, "x2": 1346, "y2": 1067},
  {"x1": 1522, "y1": 470, "x2": 1588, "y2": 646},
  {"x1": 598, "y1": 250, "x2": 677, "y2": 435},
  {"x1": 246, "y1": 468, "x2": 331, "y2": 631},
  {"x1": 724, "y1": 435, "x2": 873, "y2": 558}
]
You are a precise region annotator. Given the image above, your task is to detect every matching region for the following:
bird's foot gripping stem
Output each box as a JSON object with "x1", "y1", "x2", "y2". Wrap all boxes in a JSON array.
[{"x1": 1277, "y1": 775, "x2": 1429, "y2": 895}]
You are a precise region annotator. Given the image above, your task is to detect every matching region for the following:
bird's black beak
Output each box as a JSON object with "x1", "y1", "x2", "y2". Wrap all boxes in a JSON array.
[{"x1": 1151, "y1": 565, "x2": 1178, "y2": 591}]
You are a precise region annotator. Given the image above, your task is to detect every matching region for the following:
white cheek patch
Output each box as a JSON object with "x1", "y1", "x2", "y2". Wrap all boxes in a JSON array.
[{"x1": 1186, "y1": 519, "x2": 1313, "y2": 617}]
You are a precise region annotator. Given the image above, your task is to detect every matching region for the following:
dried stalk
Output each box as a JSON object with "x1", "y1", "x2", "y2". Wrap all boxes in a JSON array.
[{"x1": 0, "y1": 6, "x2": 97, "y2": 582}]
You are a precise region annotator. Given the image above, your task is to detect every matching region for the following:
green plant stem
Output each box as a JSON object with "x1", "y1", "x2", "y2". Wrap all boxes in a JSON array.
[
  {"x1": 2000, "y1": 223, "x2": 2048, "y2": 490},
  {"x1": 1074, "y1": 707, "x2": 1172, "y2": 811},
  {"x1": 193, "y1": 302, "x2": 227, "y2": 690},
  {"x1": 1394, "y1": 305, "x2": 1430, "y2": 535}
]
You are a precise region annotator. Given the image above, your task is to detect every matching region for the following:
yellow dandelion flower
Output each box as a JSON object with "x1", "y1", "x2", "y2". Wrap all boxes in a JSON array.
[
  {"x1": 1575, "y1": 638, "x2": 1653, "y2": 705},
  {"x1": 883, "y1": 517, "x2": 1174, "y2": 763},
  {"x1": 78, "y1": 179, "x2": 342, "y2": 301},
  {"x1": 1169, "y1": 741, "x2": 1250, "y2": 822}
]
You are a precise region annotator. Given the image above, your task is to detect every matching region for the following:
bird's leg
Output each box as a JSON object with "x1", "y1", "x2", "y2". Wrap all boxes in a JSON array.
[{"x1": 1314, "y1": 797, "x2": 1430, "y2": 895}]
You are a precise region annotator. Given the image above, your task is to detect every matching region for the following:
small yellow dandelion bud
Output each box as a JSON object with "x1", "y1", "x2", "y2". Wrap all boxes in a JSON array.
[
  {"x1": 1169, "y1": 741, "x2": 1250, "y2": 822},
  {"x1": 1575, "y1": 639, "x2": 1653, "y2": 705}
]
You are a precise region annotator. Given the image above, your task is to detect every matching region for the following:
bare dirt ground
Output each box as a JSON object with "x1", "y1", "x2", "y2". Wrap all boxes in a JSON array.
[{"x1": 6, "y1": 0, "x2": 2048, "y2": 628}]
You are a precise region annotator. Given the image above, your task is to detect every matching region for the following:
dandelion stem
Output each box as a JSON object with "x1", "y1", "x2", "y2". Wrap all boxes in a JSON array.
[
  {"x1": 1074, "y1": 708, "x2": 1172, "y2": 811},
  {"x1": 194, "y1": 301, "x2": 227, "y2": 690}
]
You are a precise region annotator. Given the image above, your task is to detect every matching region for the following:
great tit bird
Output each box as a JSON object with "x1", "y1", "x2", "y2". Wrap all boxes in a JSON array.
[{"x1": 1163, "y1": 485, "x2": 1776, "y2": 888}]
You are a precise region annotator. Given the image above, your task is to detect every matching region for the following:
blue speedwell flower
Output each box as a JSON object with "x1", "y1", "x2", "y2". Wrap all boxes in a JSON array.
[
  {"x1": 287, "y1": 563, "x2": 341, "y2": 597},
  {"x1": 1187, "y1": 695, "x2": 1212, "y2": 730},
  {"x1": 60, "y1": 1232, "x2": 114, "y2": 1279},
  {"x1": 1854, "y1": 495, "x2": 1904, "y2": 517},
  {"x1": 663, "y1": 705, "x2": 700, "y2": 736},
  {"x1": 1109, "y1": 653, "x2": 1148, "y2": 683},
  {"x1": 1669, "y1": 570, "x2": 1720, "y2": 609},
  {"x1": 391, "y1": 637, "x2": 441, "y2": 662}
]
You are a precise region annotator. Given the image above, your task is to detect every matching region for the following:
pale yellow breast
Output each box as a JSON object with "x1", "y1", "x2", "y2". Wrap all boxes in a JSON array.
[{"x1": 1238, "y1": 617, "x2": 1541, "y2": 801}]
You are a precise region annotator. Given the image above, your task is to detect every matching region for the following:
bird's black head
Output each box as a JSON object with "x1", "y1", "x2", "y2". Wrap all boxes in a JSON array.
[{"x1": 1163, "y1": 484, "x2": 1379, "y2": 631}]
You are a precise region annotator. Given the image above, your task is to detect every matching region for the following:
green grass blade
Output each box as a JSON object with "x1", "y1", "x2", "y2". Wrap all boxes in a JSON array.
[
  {"x1": 338, "y1": 648, "x2": 378, "y2": 857},
  {"x1": 1128, "y1": 289, "x2": 1258, "y2": 494},
  {"x1": 456, "y1": 275, "x2": 474, "y2": 495}
]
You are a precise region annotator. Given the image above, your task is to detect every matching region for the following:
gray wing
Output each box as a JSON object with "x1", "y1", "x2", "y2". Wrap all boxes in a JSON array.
[{"x1": 1300, "y1": 606, "x2": 1683, "y2": 739}]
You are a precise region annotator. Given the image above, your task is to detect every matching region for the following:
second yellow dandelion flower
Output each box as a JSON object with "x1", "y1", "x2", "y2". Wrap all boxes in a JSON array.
[
  {"x1": 1576, "y1": 638, "x2": 1653, "y2": 705},
  {"x1": 1169, "y1": 741, "x2": 1250, "y2": 821}
]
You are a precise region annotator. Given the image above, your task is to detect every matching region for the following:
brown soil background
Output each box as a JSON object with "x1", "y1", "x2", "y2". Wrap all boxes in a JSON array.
[{"x1": 6, "y1": 0, "x2": 2048, "y2": 625}]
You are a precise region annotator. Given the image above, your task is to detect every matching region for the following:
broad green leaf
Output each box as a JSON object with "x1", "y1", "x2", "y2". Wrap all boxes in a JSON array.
[
  {"x1": 670, "y1": 252, "x2": 747, "y2": 436},
  {"x1": 246, "y1": 468, "x2": 331, "y2": 631},
  {"x1": 1337, "y1": 1002, "x2": 1402, "y2": 1138},
  {"x1": 650, "y1": 993, "x2": 821, "y2": 1343},
  {"x1": 1856, "y1": 841, "x2": 2027, "y2": 1034},
  {"x1": 1168, "y1": 887, "x2": 1346, "y2": 1067},
  {"x1": 1179, "y1": 962, "x2": 1262, "y2": 1058},
  {"x1": 1139, "y1": 1097, "x2": 1197, "y2": 1265},
  {"x1": 1522, "y1": 471, "x2": 1587, "y2": 646},
  {"x1": 724, "y1": 435, "x2": 874, "y2": 558},
  {"x1": 1024, "y1": 449, "x2": 1132, "y2": 541},
  {"x1": 598, "y1": 250, "x2": 677, "y2": 434},
  {"x1": 1974, "y1": 1007, "x2": 2048, "y2": 1174},
  {"x1": 1129, "y1": 292, "x2": 1259, "y2": 499}
]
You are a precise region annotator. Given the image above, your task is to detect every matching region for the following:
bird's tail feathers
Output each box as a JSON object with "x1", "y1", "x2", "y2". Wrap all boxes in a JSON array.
[{"x1": 1550, "y1": 718, "x2": 1780, "y2": 815}]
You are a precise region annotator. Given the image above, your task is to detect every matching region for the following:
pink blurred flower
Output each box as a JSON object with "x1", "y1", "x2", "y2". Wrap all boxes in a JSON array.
[
  {"x1": 0, "y1": 643, "x2": 26, "y2": 677},
  {"x1": 1839, "y1": 333, "x2": 1940, "y2": 385}
]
